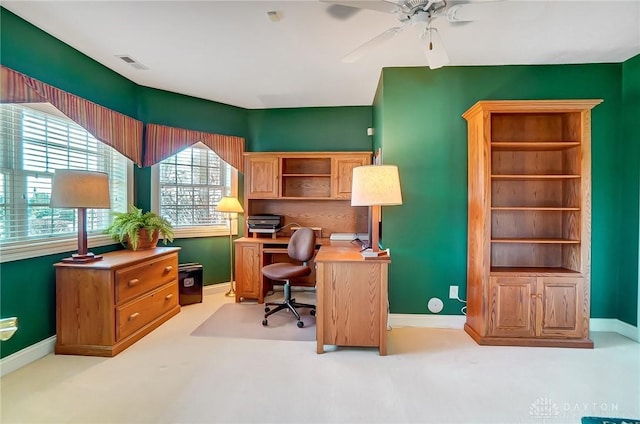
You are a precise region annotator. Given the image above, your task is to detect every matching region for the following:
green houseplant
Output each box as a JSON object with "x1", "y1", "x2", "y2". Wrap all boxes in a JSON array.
[{"x1": 105, "y1": 205, "x2": 174, "y2": 250}]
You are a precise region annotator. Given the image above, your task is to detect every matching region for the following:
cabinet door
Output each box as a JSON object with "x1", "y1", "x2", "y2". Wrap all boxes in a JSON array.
[
  {"x1": 488, "y1": 276, "x2": 536, "y2": 337},
  {"x1": 332, "y1": 155, "x2": 369, "y2": 198},
  {"x1": 538, "y1": 277, "x2": 585, "y2": 338},
  {"x1": 246, "y1": 156, "x2": 278, "y2": 198},
  {"x1": 235, "y1": 242, "x2": 261, "y2": 301}
]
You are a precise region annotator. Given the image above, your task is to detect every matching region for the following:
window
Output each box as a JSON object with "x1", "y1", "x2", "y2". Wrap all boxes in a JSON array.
[
  {"x1": 0, "y1": 103, "x2": 132, "y2": 262},
  {"x1": 152, "y1": 142, "x2": 238, "y2": 238}
]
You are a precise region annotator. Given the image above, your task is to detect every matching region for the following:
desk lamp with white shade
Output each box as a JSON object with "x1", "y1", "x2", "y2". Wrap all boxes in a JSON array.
[
  {"x1": 351, "y1": 165, "x2": 403, "y2": 257},
  {"x1": 50, "y1": 169, "x2": 111, "y2": 263},
  {"x1": 215, "y1": 196, "x2": 244, "y2": 297}
]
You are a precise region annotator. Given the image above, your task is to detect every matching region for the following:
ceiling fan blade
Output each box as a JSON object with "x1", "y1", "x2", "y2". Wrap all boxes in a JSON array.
[
  {"x1": 320, "y1": 0, "x2": 401, "y2": 15},
  {"x1": 446, "y1": 1, "x2": 545, "y2": 23},
  {"x1": 421, "y1": 27, "x2": 449, "y2": 69},
  {"x1": 342, "y1": 25, "x2": 406, "y2": 63}
]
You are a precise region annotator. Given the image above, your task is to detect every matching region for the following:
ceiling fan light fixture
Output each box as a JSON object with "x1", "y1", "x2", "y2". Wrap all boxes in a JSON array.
[{"x1": 423, "y1": 27, "x2": 449, "y2": 69}]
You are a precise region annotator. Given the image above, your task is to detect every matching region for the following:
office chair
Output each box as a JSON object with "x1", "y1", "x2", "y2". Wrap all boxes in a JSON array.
[{"x1": 261, "y1": 227, "x2": 316, "y2": 328}]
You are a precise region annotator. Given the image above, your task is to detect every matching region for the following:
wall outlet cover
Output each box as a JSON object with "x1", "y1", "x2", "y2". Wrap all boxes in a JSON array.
[{"x1": 449, "y1": 285, "x2": 459, "y2": 299}]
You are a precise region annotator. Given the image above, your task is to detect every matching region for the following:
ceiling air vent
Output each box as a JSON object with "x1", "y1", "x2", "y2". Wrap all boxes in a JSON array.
[{"x1": 116, "y1": 55, "x2": 148, "y2": 70}]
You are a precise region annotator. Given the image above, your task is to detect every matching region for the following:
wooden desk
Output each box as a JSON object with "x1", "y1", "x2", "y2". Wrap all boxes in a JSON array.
[
  {"x1": 315, "y1": 243, "x2": 390, "y2": 355},
  {"x1": 234, "y1": 236, "x2": 328, "y2": 303}
]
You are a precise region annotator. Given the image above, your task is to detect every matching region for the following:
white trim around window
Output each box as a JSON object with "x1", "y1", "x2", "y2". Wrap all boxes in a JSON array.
[
  {"x1": 0, "y1": 165, "x2": 134, "y2": 263},
  {"x1": 150, "y1": 146, "x2": 240, "y2": 239}
]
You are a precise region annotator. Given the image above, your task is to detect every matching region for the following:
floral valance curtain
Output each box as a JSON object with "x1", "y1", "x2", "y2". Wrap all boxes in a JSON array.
[
  {"x1": 1, "y1": 66, "x2": 143, "y2": 166},
  {"x1": 144, "y1": 123, "x2": 245, "y2": 172}
]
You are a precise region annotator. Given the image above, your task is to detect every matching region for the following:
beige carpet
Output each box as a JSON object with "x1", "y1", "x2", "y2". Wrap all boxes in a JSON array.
[
  {"x1": 2, "y1": 287, "x2": 639, "y2": 423},
  {"x1": 190, "y1": 302, "x2": 316, "y2": 341}
]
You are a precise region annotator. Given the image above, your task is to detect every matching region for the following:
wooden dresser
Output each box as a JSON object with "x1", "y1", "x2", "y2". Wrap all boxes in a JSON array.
[{"x1": 54, "y1": 247, "x2": 181, "y2": 357}]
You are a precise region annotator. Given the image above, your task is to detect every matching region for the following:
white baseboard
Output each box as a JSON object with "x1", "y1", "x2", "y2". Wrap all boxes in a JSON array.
[
  {"x1": 389, "y1": 313, "x2": 466, "y2": 329},
  {"x1": 204, "y1": 282, "x2": 230, "y2": 295},
  {"x1": 389, "y1": 314, "x2": 639, "y2": 343},
  {"x1": 0, "y1": 335, "x2": 56, "y2": 377},
  {"x1": 590, "y1": 318, "x2": 640, "y2": 342}
]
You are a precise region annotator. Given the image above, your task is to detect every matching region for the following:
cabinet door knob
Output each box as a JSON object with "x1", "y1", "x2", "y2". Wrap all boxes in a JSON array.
[
  {"x1": 128, "y1": 312, "x2": 140, "y2": 321},
  {"x1": 164, "y1": 266, "x2": 173, "y2": 273},
  {"x1": 165, "y1": 293, "x2": 173, "y2": 300},
  {"x1": 128, "y1": 279, "x2": 139, "y2": 286},
  {"x1": 537, "y1": 294, "x2": 543, "y2": 299},
  {"x1": 530, "y1": 294, "x2": 537, "y2": 299}
]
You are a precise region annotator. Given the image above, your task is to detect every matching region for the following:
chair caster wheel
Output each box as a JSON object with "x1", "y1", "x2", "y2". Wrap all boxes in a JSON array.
[
  {"x1": 265, "y1": 307, "x2": 270, "y2": 313},
  {"x1": 262, "y1": 319, "x2": 268, "y2": 326},
  {"x1": 310, "y1": 309, "x2": 316, "y2": 316},
  {"x1": 297, "y1": 321, "x2": 304, "y2": 328}
]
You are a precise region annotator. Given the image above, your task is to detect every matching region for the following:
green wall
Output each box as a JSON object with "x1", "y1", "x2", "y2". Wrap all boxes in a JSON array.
[
  {"x1": 376, "y1": 64, "x2": 624, "y2": 317},
  {"x1": 0, "y1": 8, "x2": 137, "y2": 117},
  {"x1": 247, "y1": 107, "x2": 372, "y2": 152},
  {"x1": 0, "y1": 7, "x2": 373, "y2": 358},
  {"x1": 1, "y1": 7, "x2": 637, "y2": 359},
  {"x1": 618, "y1": 55, "x2": 640, "y2": 326}
]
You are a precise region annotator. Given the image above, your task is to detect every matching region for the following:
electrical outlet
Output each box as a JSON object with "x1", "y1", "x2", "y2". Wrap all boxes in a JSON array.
[{"x1": 449, "y1": 285, "x2": 459, "y2": 299}]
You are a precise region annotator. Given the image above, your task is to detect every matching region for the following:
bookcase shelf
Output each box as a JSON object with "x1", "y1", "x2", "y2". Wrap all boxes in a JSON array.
[{"x1": 464, "y1": 99, "x2": 601, "y2": 348}]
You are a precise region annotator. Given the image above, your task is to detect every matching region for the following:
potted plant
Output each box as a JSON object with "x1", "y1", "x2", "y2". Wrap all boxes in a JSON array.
[{"x1": 105, "y1": 205, "x2": 174, "y2": 251}]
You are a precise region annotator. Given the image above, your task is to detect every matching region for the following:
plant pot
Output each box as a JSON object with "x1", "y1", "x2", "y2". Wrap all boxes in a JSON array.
[{"x1": 127, "y1": 228, "x2": 159, "y2": 251}]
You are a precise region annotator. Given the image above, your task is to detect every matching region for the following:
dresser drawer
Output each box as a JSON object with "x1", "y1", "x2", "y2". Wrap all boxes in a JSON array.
[
  {"x1": 116, "y1": 282, "x2": 178, "y2": 341},
  {"x1": 115, "y1": 254, "x2": 177, "y2": 304}
]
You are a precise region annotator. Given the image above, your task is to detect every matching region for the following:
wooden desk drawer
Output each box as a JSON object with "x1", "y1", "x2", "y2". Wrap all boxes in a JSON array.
[
  {"x1": 115, "y1": 254, "x2": 177, "y2": 304},
  {"x1": 116, "y1": 281, "x2": 178, "y2": 341}
]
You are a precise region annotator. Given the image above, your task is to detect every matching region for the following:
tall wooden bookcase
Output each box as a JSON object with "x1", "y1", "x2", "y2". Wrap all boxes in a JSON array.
[{"x1": 463, "y1": 99, "x2": 602, "y2": 348}]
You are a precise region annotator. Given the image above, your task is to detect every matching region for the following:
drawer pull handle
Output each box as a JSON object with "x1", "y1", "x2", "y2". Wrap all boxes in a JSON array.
[
  {"x1": 128, "y1": 312, "x2": 140, "y2": 321},
  {"x1": 164, "y1": 266, "x2": 173, "y2": 273},
  {"x1": 165, "y1": 294, "x2": 174, "y2": 300},
  {"x1": 128, "y1": 279, "x2": 139, "y2": 286}
]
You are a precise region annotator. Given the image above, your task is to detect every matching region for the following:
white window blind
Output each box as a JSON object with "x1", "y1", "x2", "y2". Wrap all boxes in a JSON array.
[
  {"x1": 0, "y1": 103, "x2": 130, "y2": 254},
  {"x1": 159, "y1": 142, "x2": 231, "y2": 227}
]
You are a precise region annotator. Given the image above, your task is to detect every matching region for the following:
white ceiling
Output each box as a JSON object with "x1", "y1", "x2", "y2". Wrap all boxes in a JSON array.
[{"x1": 3, "y1": 1, "x2": 640, "y2": 109}]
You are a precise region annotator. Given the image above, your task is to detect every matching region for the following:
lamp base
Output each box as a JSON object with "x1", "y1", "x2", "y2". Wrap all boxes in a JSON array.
[
  {"x1": 225, "y1": 281, "x2": 236, "y2": 297},
  {"x1": 360, "y1": 248, "x2": 389, "y2": 260},
  {"x1": 61, "y1": 252, "x2": 103, "y2": 263}
]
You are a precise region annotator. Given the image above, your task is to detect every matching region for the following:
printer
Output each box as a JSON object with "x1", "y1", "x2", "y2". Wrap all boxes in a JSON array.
[{"x1": 248, "y1": 214, "x2": 282, "y2": 232}]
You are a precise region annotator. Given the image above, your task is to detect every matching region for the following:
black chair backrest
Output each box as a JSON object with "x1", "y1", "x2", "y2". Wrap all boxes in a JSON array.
[{"x1": 288, "y1": 228, "x2": 316, "y2": 263}]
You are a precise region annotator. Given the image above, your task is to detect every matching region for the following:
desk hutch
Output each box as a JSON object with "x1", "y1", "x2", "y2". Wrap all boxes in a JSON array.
[
  {"x1": 235, "y1": 151, "x2": 371, "y2": 303},
  {"x1": 463, "y1": 99, "x2": 601, "y2": 348}
]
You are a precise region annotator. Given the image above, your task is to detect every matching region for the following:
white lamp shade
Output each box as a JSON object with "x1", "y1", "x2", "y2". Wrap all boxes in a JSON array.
[
  {"x1": 216, "y1": 196, "x2": 244, "y2": 213},
  {"x1": 351, "y1": 165, "x2": 403, "y2": 206},
  {"x1": 50, "y1": 170, "x2": 110, "y2": 209}
]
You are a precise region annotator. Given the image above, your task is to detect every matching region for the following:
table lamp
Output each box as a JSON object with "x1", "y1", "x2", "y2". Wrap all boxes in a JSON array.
[
  {"x1": 50, "y1": 169, "x2": 111, "y2": 263},
  {"x1": 215, "y1": 196, "x2": 244, "y2": 297},
  {"x1": 351, "y1": 165, "x2": 403, "y2": 256}
]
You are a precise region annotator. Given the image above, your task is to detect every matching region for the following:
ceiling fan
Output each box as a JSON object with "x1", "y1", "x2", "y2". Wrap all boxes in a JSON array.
[{"x1": 323, "y1": 0, "x2": 542, "y2": 69}]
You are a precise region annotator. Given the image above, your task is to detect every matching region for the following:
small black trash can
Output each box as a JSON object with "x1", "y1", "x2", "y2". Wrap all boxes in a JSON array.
[{"x1": 178, "y1": 263, "x2": 203, "y2": 306}]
